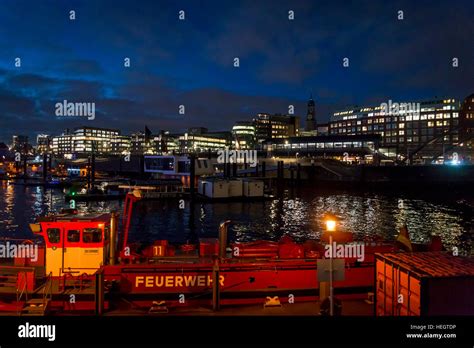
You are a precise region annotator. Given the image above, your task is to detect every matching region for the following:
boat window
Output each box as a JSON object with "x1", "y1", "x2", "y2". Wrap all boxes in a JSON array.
[
  {"x1": 47, "y1": 228, "x2": 61, "y2": 244},
  {"x1": 83, "y1": 228, "x2": 102, "y2": 243},
  {"x1": 67, "y1": 230, "x2": 80, "y2": 243}
]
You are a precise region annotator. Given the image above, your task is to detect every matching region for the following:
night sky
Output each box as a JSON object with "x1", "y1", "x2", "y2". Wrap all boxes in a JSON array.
[{"x1": 0, "y1": 0, "x2": 473, "y2": 143}]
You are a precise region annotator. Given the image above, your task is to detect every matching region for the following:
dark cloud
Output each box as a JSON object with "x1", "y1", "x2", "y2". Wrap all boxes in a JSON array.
[
  {"x1": 6, "y1": 73, "x2": 56, "y2": 89},
  {"x1": 0, "y1": 69, "x2": 332, "y2": 141},
  {"x1": 0, "y1": 0, "x2": 473, "y2": 143},
  {"x1": 59, "y1": 60, "x2": 104, "y2": 76}
]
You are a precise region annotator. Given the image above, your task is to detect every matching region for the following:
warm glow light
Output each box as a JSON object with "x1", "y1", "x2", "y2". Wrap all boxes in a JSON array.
[
  {"x1": 324, "y1": 213, "x2": 338, "y2": 232},
  {"x1": 326, "y1": 219, "x2": 336, "y2": 232}
]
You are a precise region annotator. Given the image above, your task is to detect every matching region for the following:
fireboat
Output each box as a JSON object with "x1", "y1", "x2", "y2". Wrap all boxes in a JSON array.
[{"x1": 0, "y1": 190, "x2": 409, "y2": 315}]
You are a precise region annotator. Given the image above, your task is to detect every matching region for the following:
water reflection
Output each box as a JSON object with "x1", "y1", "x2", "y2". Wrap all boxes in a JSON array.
[{"x1": 0, "y1": 184, "x2": 471, "y2": 255}]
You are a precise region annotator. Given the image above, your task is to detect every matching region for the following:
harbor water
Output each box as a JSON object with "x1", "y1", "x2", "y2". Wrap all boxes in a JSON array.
[{"x1": 0, "y1": 182, "x2": 472, "y2": 255}]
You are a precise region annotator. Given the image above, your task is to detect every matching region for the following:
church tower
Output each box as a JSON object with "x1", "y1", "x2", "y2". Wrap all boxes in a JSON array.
[{"x1": 305, "y1": 93, "x2": 316, "y2": 131}]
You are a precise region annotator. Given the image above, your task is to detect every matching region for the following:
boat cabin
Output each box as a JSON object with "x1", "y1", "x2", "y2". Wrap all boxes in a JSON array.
[{"x1": 29, "y1": 213, "x2": 112, "y2": 277}]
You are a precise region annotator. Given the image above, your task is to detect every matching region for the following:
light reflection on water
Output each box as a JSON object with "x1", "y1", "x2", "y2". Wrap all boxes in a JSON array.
[{"x1": 0, "y1": 182, "x2": 472, "y2": 255}]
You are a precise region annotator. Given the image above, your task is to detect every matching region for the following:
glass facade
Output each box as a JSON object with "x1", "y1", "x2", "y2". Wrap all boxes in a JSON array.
[
  {"x1": 51, "y1": 127, "x2": 121, "y2": 155},
  {"x1": 263, "y1": 135, "x2": 380, "y2": 157},
  {"x1": 330, "y1": 99, "x2": 461, "y2": 158}
]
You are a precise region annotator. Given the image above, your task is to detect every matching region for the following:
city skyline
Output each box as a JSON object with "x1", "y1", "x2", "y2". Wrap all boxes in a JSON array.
[
  {"x1": 0, "y1": 0, "x2": 473, "y2": 331},
  {"x1": 1, "y1": 0, "x2": 473, "y2": 143},
  {"x1": 2, "y1": 93, "x2": 471, "y2": 147}
]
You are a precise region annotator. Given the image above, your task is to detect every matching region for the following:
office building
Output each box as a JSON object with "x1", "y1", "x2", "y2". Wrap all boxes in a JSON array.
[
  {"x1": 329, "y1": 97, "x2": 464, "y2": 160},
  {"x1": 36, "y1": 134, "x2": 51, "y2": 154},
  {"x1": 232, "y1": 121, "x2": 256, "y2": 149},
  {"x1": 254, "y1": 113, "x2": 300, "y2": 144},
  {"x1": 179, "y1": 129, "x2": 231, "y2": 153},
  {"x1": 51, "y1": 126, "x2": 121, "y2": 155}
]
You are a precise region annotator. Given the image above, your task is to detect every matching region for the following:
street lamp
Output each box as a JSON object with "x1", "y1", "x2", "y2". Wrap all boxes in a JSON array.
[
  {"x1": 324, "y1": 214, "x2": 337, "y2": 316},
  {"x1": 325, "y1": 217, "x2": 336, "y2": 232}
]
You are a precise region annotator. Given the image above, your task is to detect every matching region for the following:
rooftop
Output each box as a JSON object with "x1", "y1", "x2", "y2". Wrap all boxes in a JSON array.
[
  {"x1": 38, "y1": 213, "x2": 111, "y2": 223},
  {"x1": 376, "y1": 252, "x2": 474, "y2": 278}
]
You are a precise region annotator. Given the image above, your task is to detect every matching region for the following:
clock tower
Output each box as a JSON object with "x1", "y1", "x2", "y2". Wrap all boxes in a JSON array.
[{"x1": 306, "y1": 94, "x2": 316, "y2": 131}]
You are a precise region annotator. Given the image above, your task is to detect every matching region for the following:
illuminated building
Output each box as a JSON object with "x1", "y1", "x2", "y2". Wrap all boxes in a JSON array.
[
  {"x1": 459, "y1": 93, "x2": 474, "y2": 152},
  {"x1": 254, "y1": 113, "x2": 300, "y2": 144},
  {"x1": 130, "y1": 131, "x2": 148, "y2": 154},
  {"x1": 51, "y1": 134, "x2": 73, "y2": 155},
  {"x1": 51, "y1": 126, "x2": 121, "y2": 155},
  {"x1": 232, "y1": 121, "x2": 256, "y2": 149},
  {"x1": 36, "y1": 134, "x2": 51, "y2": 154},
  {"x1": 179, "y1": 128, "x2": 230, "y2": 153},
  {"x1": 72, "y1": 127, "x2": 119, "y2": 153},
  {"x1": 330, "y1": 97, "x2": 466, "y2": 160},
  {"x1": 263, "y1": 134, "x2": 381, "y2": 162},
  {"x1": 111, "y1": 135, "x2": 131, "y2": 155},
  {"x1": 11, "y1": 135, "x2": 31, "y2": 154},
  {"x1": 131, "y1": 130, "x2": 179, "y2": 155}
]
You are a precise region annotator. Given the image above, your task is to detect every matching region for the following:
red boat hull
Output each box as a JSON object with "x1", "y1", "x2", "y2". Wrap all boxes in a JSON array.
[{"x1": 102, "y1": 258, "x2": 375, "y2": 308}]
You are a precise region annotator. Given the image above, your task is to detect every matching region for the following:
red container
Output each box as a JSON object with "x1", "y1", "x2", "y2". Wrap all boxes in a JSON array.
[
  {"x1": 199, "y1": 238, "x2": 219, "y2": 256},
  {"x1": 375, "y1": 252, "x2": 474, "y2": 316}
]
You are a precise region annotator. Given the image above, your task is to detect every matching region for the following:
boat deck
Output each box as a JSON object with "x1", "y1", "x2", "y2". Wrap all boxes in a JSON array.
[{"x1": 104, "y1": 298, "x2": 374, "y2": 316}]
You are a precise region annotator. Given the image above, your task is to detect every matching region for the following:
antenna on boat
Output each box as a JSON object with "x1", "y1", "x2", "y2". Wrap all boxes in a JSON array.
[
  {"x1": 110, "y1": 212, "x2": 118, "y2": 265},
  {"x1": 120, "y1": 191, "x2": 142, "y2": 257}
]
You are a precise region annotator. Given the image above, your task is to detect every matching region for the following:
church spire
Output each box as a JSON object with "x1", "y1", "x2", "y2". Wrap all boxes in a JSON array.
[{"x1": 306, "y1": 92, "x2": 316, "y2": 132}]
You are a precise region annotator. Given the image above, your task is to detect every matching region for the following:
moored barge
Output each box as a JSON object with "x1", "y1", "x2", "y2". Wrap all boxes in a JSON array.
[{"x1": 0, "y1": 192, "x2": 431, "y2": 316}]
